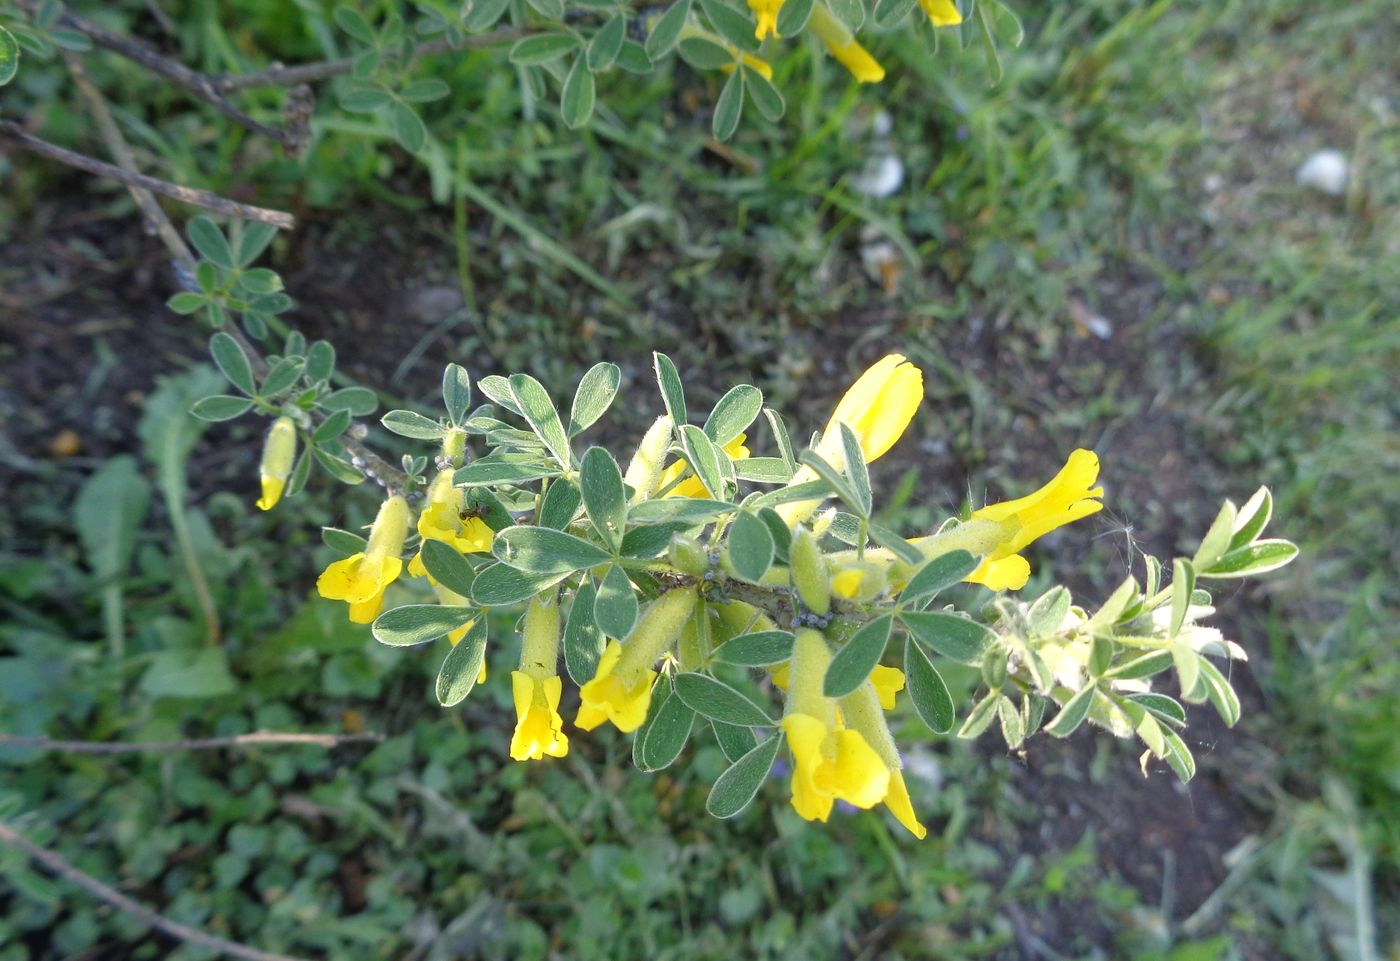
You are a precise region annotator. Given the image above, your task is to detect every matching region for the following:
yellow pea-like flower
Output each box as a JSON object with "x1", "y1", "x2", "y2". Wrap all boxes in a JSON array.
[
  {"x1": 317, "y1": 495, "x2": 409, "y2": 624},
  {"x1": 918, "y1": 0, "x2": 963, "y2": 27},
  {"x1": 748, "y1": 0, "x2": 785, "y2": 39},
  {"x1": 256, "y1": 417, "x2": 297, "y2": 511},
  {"x1": 965, "y1": 449, "x2": 1105, "y2": 591},
  {"x1": 660, "y1": 434, "x2": 751, "y2": 499},
  {"x1": 576, "y1": 588, "x2": 697, "y2": 733},
  {"x1": 623, "y1": 414, "x2": 674, "y2": 503},
  {"x1": 839, "y1": 678, "x2": 927, "y2": 839},
  {"x1": 807, "y1": 6, "x2": 885, "y2": 84},
  {"x1": 407, "y1": 470, "x2": 493, "y2": 578},
  {"x1": 510, "y1": 593, "x2": 568, "y2": 761}
]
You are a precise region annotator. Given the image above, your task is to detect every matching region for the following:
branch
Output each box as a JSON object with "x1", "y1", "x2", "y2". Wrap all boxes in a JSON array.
[
  {"x1": 13, "y1": 0, "x2": 302, "y2": 151},
  {"x1": 0, "y1": 731, "x2": 385, "y2": 754},
  {"x1": 214, "y1": 30, "x2": 522, "y2": 92},
  {"x1": 0, "y1": 820, "x2": 315, "y2": 961},
  {"x1": 0, "y1": 121, "x2": 296, "y2": 229}
]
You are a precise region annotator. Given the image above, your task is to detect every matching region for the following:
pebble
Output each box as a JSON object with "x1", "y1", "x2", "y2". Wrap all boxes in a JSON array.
[
  {"x1": 850, "y1": 154, "x2": 905, "y2": 199},
  {"x1": 1296, "y1": 149, "x2": 1349, "y2": 196}
]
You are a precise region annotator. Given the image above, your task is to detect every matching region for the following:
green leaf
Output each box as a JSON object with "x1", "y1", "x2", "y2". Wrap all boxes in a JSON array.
[
  {"x1": 538, "y1": 478, "x2": 582, "y2": 531},
  {"x1": 189, "y1": 218, "x2": 235, "y2": 269},
  {"x1": 321, "y1": 526, "x2": 367, "y2": 554},
  {"x1": 1192, "y1": 501, "x2": 1237, "y2": 571},
  {"x1": 563, "y1": 581, "x2": 605, "y2": 684},
  {"x1": 1229, "y1": 487, "x2": 1273, "y2": 551},
  {"x1": 645, "y1": 0, "x2": 692, "y2": 59},
  {"x1": 776, "y1": 0, "x2": 814, "y2": 33},
  {"x1": 653, "y1": 352, "x2": 687, "y2": 425},
  {"x1": 560, "y1": 56, "x2": 596, "y2": 129},
  {"x1": 628, "y1": 498, "x2": 735, "y2": 524},
  {"x1": 303, "y1": 341, "x2": 335, "y2": 384},
  {"x1": 1167, "y1": 559, "x2": 1195, "y2": 640},
  {"x1": 904, "y1": 635, "x2": 954, "y2": 733},
  {"x1": 679, "y1": 424, "x2": 726, "y2": 499},
  {"x1": 209, "y1": 332, "x2": 255, "y2": 395},
  {"x1": 869, "y1": 522, "x2": 923, "y2": 566},
  {"x1": 837, "y1": 424, "x2": 873, "y2": 517},
  {"x1": 509, "y1": 373, "x2": 572, "y2": 468},
  {"x1": 75, "y1": 456, "x2": 150, "y2": 653},
  {"x1": 745, "y1": 65, "x2": 785, "y2": 121},
  {"x1": 699, "y1": 0, "x2": 760, "y2": 52},
  {"x1": 340, "y1": 86, "x2": 394, "y2": 112},
  {"x1": 235, "y1": 222, "x2": 279, "y2": 267},
  {"x1": 373, "y1": 605, "x2": 477, "y2": 647},
  {"x1": 286, "y1": 448, "x2": 312, "y2": 498},
  {"x1": 190, "y1": 395, "x2": 253, "y2": 421},
  {"x1": 621, "y1": 524, "x2": 688, "y2": 560},
  {"x1": 873, "y1": 0, "x2": 916, "y2": 27},
  {"x1": 674, "y1": 673, "x2": 774, "y2": 727},
  {"x1": 420, "y1": 539, "x2": 477, "y2": 598},
  {"x1": 1103, "y1": 650, "x2": 1174, "y2": 681},
  {"x1": 322, "y1": 386, "x2": 378, "y2": 416},
  {"x1": 1026, "y1": 585, "x2": 1071, "y2": 636},
  {"x1": 442, "y1": 363, "x2": 472, "y2": 424},
  {"x1": 477, "y1": 374, "x2": 523, "y2": 415},
  {"x1": 139, "y1": 648, "x2": 235, "y2": 698},
  {"x1": 381, "y1": 409, "x2": 445, "y2": 440},
  {"x1": 464, "y1": 0, "x2": 509, "y2": 29},
  {"x1": 0, "y1": 26, "x2": 20, "y2": 86},
  {"x1": 638, "y1": 679, "x2": 695, "y2": 771},
  {"x1": 712, "y1": 719, "x2": 758, "y2": 763},
  {"x1": 796, "y1": 449, "x2": 862, "y2": 517},
  {"x1": 823, "y1": 615, "x2": 893, "y2": 698},
  {"x1": 1044, "y1": 685, "x2": 1096, "y2": 737},
  {"x1": 828, "y1": 0, "x2": 865, "y2": 31},
  {"x1": 1200, "y1": 540, "x2": 1298, "y2": 579},
  {"x1": 167, "y1": 291, "x2": 206, "y2": 315},
  {"x1": 712, "y1": 629, "x2": 795, "y2": 667},
  {"x1": 437, "y1": 619, "x2": 488, "y2": 706},
  {"x1": 565, "y1": 364, "x2": 620, "y2": 438},
  {"x1": 726, "y1": 511, "x2": 775, "y2": 583},
  {"x1": 757, "y1": 508, "x2": 792, "y2": 564},
  {"x1": 494, "y1": 526, "x2": 611, "y2": 574},
  {"x1": 259, "y1": 357, "x2": 304, "y2": 397},
  {"x1": 1196, "y1": 658, "x2": 1241, "y2": 727},
  {"x1": 704, "y1": 385, "x2": 763, "y2": 445},
  {"x1": 587, "y1": 13, "x2": 626, "y2": 71},
  {"x1": 580, "y1": 446, "x2": 627, "y2": 550},
  {"x1": 510, "y1": 32, "x2": 579, "y2": 65},
  {"x1": 400, "y1": 78, "x2": 450, "y2": 102},
  {"x1": 616, "y1": 40, "x2": 652, "y2": 73},
  {"x1": 712, "y1": 66, "x2": 744, "y2": 141},
  {"x1": 391, "y1": 100, "x2": 427, "y2": 152},
  {"x1": 1161, "y1": 729, "x2": 1196, "y2": 782},
  {"x1": 734, "y1": 457, "x2": 792, "y2": 484},
  {"x1": 900, "y1": 611, "x2": 995, "y2": 664},
  {"x1": 1171, "y1": 643, "x2": 1201, "y2": 699},
  {"x1": 1083, "y1": 576, "x2": 1139, "y2": 632},
  {"x1": 311, "y1": 410, "x2": 350, "y2": 443},
  {"x1": 901, "y1": 549, "x2": 978, "y2": 604},
  {"x1": 470, "y1": 564, "x2": 567, "y2": 606},
  {"x1": 334, "y1": 5, "x2": 377, "y2": 43},
  {"x1": 313, "y1": 446, "x2": 365, "y2": 484},
  {"x1": 594, "y1": 564, "x2": 639, "y2": 639},
  {"x1": 707, "y1": 733, "x2": 781, "y2": 818},
  {"x1": 1124, "y1": 692, "x2": 1187, "y2": 727},
  {"x1": 453, "y1": 460, "x2": 560, "y2": 487}
]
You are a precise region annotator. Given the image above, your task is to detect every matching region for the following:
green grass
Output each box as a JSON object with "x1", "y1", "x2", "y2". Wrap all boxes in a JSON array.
[{"x1": 2, "y1": 0, "x2": 1397, "y2": 957}]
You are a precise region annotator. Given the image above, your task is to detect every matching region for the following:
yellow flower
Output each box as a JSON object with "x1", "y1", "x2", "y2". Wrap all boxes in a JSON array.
[
  {"x1": 748, "y1": 0, "x2": 784, "y2": 39},
  {"x1": 778, "y1": 354, "x2": 924, "y2": 525},
  {"x1": 781, "y1": 630, "x2": 890, "y2": 821},
  {"x1": 576, "y1": 639, "x2": 657, "y2": 733},
  {"x1": 838, "y1": 678, "x2": 927, "y2": 839},
  {"x1": 870, "y1": 664, "x2": 904, "y2": 710},
  {"x1": 576, "y1": 588, "x2": 697, "y2": 733},
  {"x1": 807, "y1": 6, "x2": 885, "y2": 84},
  {"x1": 256, "y1": 417, "x2": 296, "y2": 511},
  {"x1": 317, "y1": 495, "x2": 409, "y2": 624},
  {"x1": 918, "y1": 0, "x2": 962, "y2": 26},
  {"x1": 510, "y1": 672, "x2": 568, "y2": 760},
  {"x1": 407, "y1": 470, "x2": 493, "y2": 578},
  {"x1": 965, "y1": 449, "x2": 1105, "y2": 591},
  {"x1": 660, "y1": 434, "x2": 750, "y2": 499}
]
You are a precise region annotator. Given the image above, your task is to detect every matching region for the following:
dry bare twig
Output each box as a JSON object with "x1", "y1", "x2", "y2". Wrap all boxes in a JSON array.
[{"x1": 0, "y1": 820, "x2": 315, "y2": 961}]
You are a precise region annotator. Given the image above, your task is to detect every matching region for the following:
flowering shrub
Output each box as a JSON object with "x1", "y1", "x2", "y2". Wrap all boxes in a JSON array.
[{"x1": 183, "y1": 223, "x2": 1299, "y2": 838}]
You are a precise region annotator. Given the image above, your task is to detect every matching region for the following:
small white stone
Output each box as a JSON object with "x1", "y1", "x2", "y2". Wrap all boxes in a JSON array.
[
  {"x1": 850, "y1": 154, "x2": 905, "y2": 199},
  {"x1": 871, "y1": 109, "x2": 894, "y2": 138},
  {"x1": 1296, "y1": 149, "x2": 1349, "y2": 196}
]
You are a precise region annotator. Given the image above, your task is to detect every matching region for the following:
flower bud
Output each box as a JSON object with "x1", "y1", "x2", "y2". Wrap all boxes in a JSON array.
[
  {"x1": 624, "y1": 415, "x2": 674, "y2": 502},
  {"x1": 256, "y1": 416, "x2": 297, "y2": 511},
  {"x1": 790, "y1": 527, "x2": 831, "y2": 617},
  {"x1": 668, "y1": 533, "x2": 709, "y2": 577},
  {"x1": 365, "y1": 495, "x2": 410, "y2": 561},
  {"x1": 441, "y1": 428, "x2": 467, "y2": 466}
]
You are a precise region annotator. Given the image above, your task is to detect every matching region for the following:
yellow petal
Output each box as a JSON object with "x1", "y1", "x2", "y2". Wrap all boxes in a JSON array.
[
  {"x1": 256, "y1": 474, "x2": 285, "y2": 512},
  {"x1": 882, "y1": 769, "x2": 928, "y2": 839},
  {"x1": 824, "y1": 355, "x2": 924, "y2": 463},
  {"x1": 966, "y1": 554, "x2": 1031, "y2": 591},
  {"x1": 918, "y1": 0, "x2": 962, "y2": 26},
  {"x1": 317, "y1": 554, "x2": 377, "y2": 603},
  {"x1": 828, "y1": 37, "x2": 885, "y2": 84},
  {"x1": 782, "y1": 714, "x2": 834, "y2": 823},
  {"x1": 348, "y1": 583, "x2": 388, "y2": 624},
  {"x1": 831, "y1": 568, "x2": 864, "y2": 599},
  {"x1": 817, "y1": 729, "x2": 890, "y2": 809},
  {"x1": 869, "y1": 665, "x2": 905, "y2": 711},
  {"x1": 747, "y1": 0, "x2": 784, "y2": 39},
  {"x1": 509, "y1": 672, "x2": 570, "y2": 761}
]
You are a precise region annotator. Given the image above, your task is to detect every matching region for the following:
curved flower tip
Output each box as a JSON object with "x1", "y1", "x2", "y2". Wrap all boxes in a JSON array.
[
  {"x1": 882, "y1": 769, "x2": 928, "y2": 839},
  {"x1": 256, "y1": 475, "x2": 286, "y2": 512},
  {"x1": 256, "y1": 416, "x2": 296, "y2": 511},
  {"x1": 826, "y1": 354, "x2": 925, "y2": 463},
  {"x1": 510, "y1": 672, "x2": 569, "y2": 761},
  {"x1": 748, "y1": 0, "x2": 784, "y2": 40},
  {"x1": 576, "y1": 640, "x2": 656, "y2": 733},
  {"x1": 317, "y1": 553, "x2": 404, "y2": 623},
  {"x1": 918, "y1": 0, "x2": 963, "y2": 27},
  {"x1": 869, "y1": 665, "x2": 905, "y2": 711}
]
